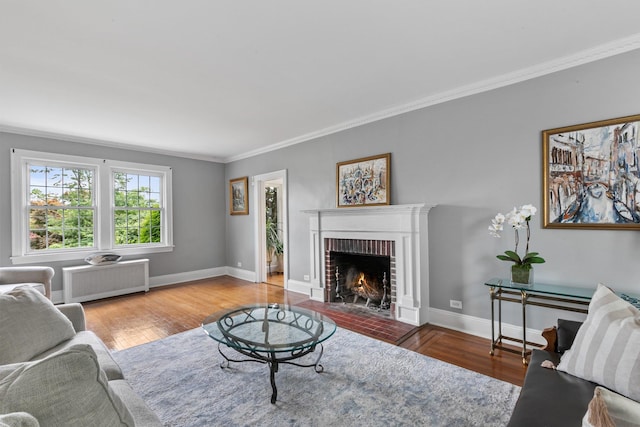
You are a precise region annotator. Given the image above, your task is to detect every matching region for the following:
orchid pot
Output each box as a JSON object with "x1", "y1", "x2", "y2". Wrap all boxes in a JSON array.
[
  {"x1": 489, "y1": 204, "x2": 545, "y2": 284},
  {"x1": 511, "y1": 264, "x2": 533, "y2": 285}
]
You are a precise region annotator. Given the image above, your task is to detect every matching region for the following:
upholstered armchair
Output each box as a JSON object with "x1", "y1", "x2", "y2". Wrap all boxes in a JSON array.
[{"x1": 0, "y1": 266, "x2": 54, "y2": 299}]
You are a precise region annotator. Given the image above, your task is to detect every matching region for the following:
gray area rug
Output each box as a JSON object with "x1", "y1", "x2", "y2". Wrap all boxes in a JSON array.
[{"x1": 113, "y1": 327, "x2": 520, "y2": 426}]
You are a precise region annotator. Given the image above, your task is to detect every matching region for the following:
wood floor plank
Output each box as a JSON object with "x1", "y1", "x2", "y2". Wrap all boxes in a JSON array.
[{"x1": 81, "y1": 276, "x2": 526, "y2": 386}]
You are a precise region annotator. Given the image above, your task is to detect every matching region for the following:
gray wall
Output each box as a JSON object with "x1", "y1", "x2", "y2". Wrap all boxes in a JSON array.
[
  {"x1": 226, "y1": 49, "x2": 640, "y2": 329},
  {"x1": 3, "y1": 49, "x2": 638, "y2": 329},
  {"x1": 0, "y1": 133, "x2": 227, "y2": 293}
]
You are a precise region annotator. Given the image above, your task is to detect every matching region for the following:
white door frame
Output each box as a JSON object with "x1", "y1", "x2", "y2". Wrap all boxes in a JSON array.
[{"x1": 252, "y1": 169, "x2": 288, "y2": 287}]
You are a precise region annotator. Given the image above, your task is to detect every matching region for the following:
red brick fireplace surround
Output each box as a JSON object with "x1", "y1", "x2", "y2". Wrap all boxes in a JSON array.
[{"x1": 324, "y1": 238, "x2": 396, "y2": 311}]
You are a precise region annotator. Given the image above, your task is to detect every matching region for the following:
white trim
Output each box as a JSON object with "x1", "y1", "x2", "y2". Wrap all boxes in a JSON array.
[
  {"x1": 148, "y1": 266, "x2": 227, "y2": 288},
  {"x1": 11, "y1": 149, "x2": 101, "y2": 262},
  {"x1": 11, "y1": 245, "x2": 174, "y2": 265},
  {"x1": 225, "y1": 266, "x2": 257, "y2": 283},
  {"x1": 0, "y1": 125, "x2": 224, "y2": 163},
  {"x1": 107, "y1": 160, "x2": 174, "y2": 252},
  {"x1": 3, "y1": 36, "x2": 639, "y2": 164},
  {"x1": 252, "y1": 170, "x2": 288, "y2": 288},
  {"x1": 226, "y1": 34, "x2": 640, "y2": 163},
  {"x1": 10, "y1": 149, "x2": 173, "y2": 264},
  {"x1": 428, "y1": 307, "x2": 546, "y2": 346},
  {"x1": 252, "y1": 176, "x2": 266, "y2": 284},
  {"x1": 304, "y1": 204, "x2": 433, "y2": 325},
  {"x1": 286, "y1": 279, "x2": 318, "y2": 299}
]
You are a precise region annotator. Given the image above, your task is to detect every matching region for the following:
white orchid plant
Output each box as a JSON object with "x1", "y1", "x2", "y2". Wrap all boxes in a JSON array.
[{"x1": 489, "y1": 204, "x2": 545, "y2": 268}]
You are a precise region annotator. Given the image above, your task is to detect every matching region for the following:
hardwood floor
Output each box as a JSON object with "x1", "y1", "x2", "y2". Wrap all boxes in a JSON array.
[
  {"x1": 82, "y1": 276, "x2": 527, "y2": 386},
  {"x1": 264, "y1": 272, "x2": 284, "y2": 287}
]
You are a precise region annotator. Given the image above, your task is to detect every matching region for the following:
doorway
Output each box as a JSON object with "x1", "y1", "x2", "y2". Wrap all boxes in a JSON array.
[{"x1": 253, "y1": 170, "x2": 287, "y2": 288}]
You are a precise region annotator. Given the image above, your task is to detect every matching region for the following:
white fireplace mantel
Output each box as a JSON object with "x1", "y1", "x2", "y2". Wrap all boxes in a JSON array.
[{"x1": 303, "y1": 203, "x2": 434, "y2": 326}]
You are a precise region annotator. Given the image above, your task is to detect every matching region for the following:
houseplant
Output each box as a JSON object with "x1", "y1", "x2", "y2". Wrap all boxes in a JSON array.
[
  {"x1": 488, "y1": 204, "x2": 545, "y2": 284},
  {"x1": 266, "y1": 218, "x2": 283, "y2": 274}
]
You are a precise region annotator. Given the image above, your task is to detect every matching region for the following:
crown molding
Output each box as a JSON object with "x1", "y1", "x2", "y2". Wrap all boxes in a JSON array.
[
  {"x1": 224, "y1": 33, "x2": 640, "y2": 163},
  {"x1": 3, "y1": 33, "x2": 640, "y2": 164},
  {"x1": 0, "y1": 124, "x2": 225, "y2": 163}
]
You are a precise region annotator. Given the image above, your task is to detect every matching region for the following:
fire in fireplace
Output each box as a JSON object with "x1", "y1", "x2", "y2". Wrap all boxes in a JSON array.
[{"x1": 331, "y1": 252, "x2": 391, "y2": 310}]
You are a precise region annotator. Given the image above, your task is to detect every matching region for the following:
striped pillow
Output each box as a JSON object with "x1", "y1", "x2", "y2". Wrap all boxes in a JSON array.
[{"x1": 557, "y1": 284, "x2": 640, "y2": 401}]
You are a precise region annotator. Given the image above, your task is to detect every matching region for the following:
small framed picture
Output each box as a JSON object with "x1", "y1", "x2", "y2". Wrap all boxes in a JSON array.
[
  {"x1": 542, "y1": 114, "x2": 640, "y2": 229},
  {"x1": 229, "y1": 176, "x2": 249, "y2": 215},
  {"x1": 336, "y1": 153, "x2": 391, "y2": 207}
]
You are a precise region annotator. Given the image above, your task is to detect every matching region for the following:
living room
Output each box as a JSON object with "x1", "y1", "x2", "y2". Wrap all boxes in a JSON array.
[{"x1": 2, "y1": 2, "x2": 640, "y2": 426}]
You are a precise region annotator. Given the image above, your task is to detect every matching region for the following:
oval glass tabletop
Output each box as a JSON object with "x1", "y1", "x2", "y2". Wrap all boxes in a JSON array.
[{"x1": 201, "y1": 303, "x2": 337, "y2": 353}]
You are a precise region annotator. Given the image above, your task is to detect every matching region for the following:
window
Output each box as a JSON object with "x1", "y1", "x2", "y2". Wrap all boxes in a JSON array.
[
  {"x1": 113, "y1": 171, "x2": 162, "y2": 246},
  {"x1": 11, "y1": 149, "x2": 173, "y2": 264},
  {"x1": 28, "y1": 163, "x2": 96, "y2": 251}
]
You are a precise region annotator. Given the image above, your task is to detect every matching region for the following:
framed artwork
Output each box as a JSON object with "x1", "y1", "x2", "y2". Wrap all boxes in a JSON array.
[
  {"x1": 542, "y1": 114, "x2": 640, "y2": 229},
  {"x1": 336, "y1": 153, "x2": 390, "y2": 207},
  {"x1": 229, "y1": 176, "x2": 249, "y2": 215}
]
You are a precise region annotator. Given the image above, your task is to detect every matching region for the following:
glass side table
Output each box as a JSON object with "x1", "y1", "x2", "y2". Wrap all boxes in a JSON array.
[{"x1": 484, "y1": 278, "x2": 593, "y2": 365}]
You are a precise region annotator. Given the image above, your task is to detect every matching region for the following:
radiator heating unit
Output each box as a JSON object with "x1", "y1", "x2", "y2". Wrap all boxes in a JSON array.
[{"x1": 62, "y1": 259, "x2": 149, "y2": 303}]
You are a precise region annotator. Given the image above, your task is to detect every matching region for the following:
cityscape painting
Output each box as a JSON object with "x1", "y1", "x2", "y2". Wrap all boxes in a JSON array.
[{"x1": 542, "y1": 114, "x2": 640, "y2": 229}]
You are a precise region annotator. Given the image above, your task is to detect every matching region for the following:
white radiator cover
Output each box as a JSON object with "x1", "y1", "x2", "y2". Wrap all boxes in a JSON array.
[{"x1": 63, "y1": 259, "x2": 149, "y2": 303}]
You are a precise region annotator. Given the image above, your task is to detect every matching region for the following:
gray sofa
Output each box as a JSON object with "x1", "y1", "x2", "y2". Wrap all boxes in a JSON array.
[
  {"x1": 0, "y1": 286, "x2": 162, "y2": 427},
  {"x1": 507, "y1": 320, "x2": 597, "y2": 426},
  {"x1": 508, "y1": 284, "x2": 640, "y2": 427},
  {"x1": 0, "y1": 266, "x2": 54, "y2": 299}
]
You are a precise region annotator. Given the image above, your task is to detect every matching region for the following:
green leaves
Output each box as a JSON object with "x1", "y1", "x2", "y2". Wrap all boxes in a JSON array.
[
  {"x1": 496, "y1": 250, "x2": 521, "y2": 263},
  {"x1": 496, "y1": 250, "x2": 545, "y2": 266},
  {"x1": 522, "y1": 252, "x2": 545, "y2": 264}
]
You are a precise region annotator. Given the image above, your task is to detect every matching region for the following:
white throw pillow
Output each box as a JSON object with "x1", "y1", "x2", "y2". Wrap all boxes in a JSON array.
[
  {"x1": 557, "y1": 284, "x2": 640, "y2": 401},
  {"x1": 0, "y1": 412, "x2": 40, "y2": 427},
  {"x1": 0, "y1": 344, "x2": 134, "y2": 427},
  {"x1": 582, "y1": 386, "x2": 640, "y2": 427},
  {"x1": 0, "y1": 286, "x2": 75, "y2": 365}
]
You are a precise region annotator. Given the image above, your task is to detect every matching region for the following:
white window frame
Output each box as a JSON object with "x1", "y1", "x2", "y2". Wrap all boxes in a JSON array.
[{"x1": 10, "y1": 149, "x2": 173, "y2": 265}]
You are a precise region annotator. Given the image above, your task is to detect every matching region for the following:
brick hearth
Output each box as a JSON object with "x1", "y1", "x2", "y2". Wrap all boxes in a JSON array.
[{"x1": 296, "y1": 299, "x2": 417, "y2": 344}]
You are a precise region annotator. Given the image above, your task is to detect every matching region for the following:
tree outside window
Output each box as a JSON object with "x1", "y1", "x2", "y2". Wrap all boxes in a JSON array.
[
  {"x1": 12, "y1": 149, "x2": 173, "y2": 264},
  {"x1": 114, "y1": 172, "x2": 162, "y2": 245},
  {"x1": 28, "y1": 165, "x2": 94, "y2": 251}
]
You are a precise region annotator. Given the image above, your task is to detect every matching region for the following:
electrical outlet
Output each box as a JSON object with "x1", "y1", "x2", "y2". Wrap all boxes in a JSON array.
[
  {"x1": 303, "y1": 275, "x2": 310, "y2": 281},
  {"x1": 237, "y1": 261, "x2": 242, "y2": 268},
  {"x1": 450, "y1": 300, "x2": 462, "y2": 309}
]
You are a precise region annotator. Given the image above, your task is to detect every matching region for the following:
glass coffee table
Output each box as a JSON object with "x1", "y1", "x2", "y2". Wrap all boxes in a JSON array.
[{"x1": 202, "y1": 303, "x2": 337, "y2": 403}]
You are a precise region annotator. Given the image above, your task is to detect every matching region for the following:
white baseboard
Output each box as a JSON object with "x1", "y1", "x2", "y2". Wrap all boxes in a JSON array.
[
  {"x1": 149, "y1": 266, "x2": 228, "y2": 287},
  {"x1": 428, "y1": 307, "x2": 545, "y2": 346},
  {"x1": 223, "y1": 266, "x2": 257, "y2": 283},
  {"x1": 286, "y1": 279, "x2": 312, "y2": 296}
]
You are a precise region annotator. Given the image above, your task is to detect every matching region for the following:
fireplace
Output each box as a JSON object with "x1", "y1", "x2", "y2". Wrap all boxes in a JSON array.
[
  {"x1": 325, "y1": 238, "x2": 394, "y2": 314},
  {"x1": 304, "y1": 204, "x2": 433, "y2": 326}
]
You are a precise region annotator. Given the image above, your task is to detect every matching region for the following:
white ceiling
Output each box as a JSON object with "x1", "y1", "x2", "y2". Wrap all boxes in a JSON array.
[{"x1": 2, "y1": 1, "x2": 640, "y2": 163}]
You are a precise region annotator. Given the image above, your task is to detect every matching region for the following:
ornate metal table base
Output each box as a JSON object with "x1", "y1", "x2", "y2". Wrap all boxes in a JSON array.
[
  {"x1": 217, "y1": 342, "x2": 325, "y2": 404},
  {"x1": 202, "y1": 305, "x2": 336, "y2": 405}
]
